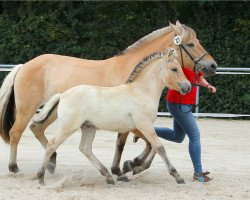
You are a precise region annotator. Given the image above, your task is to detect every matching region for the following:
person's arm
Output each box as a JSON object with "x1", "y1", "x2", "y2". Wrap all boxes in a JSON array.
[{"x1": 198, "y1": 76, "x2": 217, "y2": 93}]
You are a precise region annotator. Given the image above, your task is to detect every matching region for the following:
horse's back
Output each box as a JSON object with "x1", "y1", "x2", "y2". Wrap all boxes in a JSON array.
[{"x1": 13, "y1": 54, "x2": 114, "y2": 107}]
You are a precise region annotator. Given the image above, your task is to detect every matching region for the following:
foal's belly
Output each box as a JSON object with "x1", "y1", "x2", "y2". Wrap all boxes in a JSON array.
[{"x1": 90, "y1": 110, "x2": 136, "y2": 133}]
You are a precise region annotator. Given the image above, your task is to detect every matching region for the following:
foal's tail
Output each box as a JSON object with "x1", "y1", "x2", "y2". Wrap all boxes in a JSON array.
[
  {"x1": 0, "y1": 64, "x2": 23, "y2": 143},
  {"x1": 33, "y1": 94, "x2": 61, "y2": 124}
]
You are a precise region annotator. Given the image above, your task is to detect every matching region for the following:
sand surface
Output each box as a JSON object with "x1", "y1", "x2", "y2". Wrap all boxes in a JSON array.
[{"x1": 0, "y1": 117, "x2": 249, "y2": 200}]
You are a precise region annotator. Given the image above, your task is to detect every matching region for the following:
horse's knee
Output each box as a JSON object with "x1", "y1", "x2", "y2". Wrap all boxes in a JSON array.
[
  {"x1": 79, "y1": 146, "x2": 91, "y2": 158},
  {"x1": 155, "y1": 145, "x2": 166, "y2": 157},
  {"x1": 9, "y1": 130, "x2": 22, "y2": 144},
  {"x1": 30, "y1": 123, "x2": 44, "y2": 138},
  {"x1": 30, "y1": 123, "x2": 39, "y2": 133}
]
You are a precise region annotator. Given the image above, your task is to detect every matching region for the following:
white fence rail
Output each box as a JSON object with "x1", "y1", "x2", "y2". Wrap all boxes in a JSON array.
[{"x1": 1, "y1": 64, "x2": 250, "y2": 118}]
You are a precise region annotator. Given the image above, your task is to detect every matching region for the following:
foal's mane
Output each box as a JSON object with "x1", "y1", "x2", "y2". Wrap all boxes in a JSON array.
[{"x1": 126, "y1": 50, "x2": 172, "y2": 83}]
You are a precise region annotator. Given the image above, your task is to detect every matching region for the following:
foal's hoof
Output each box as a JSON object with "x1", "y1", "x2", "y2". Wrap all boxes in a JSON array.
[
  {"x1": 123, "y1": 160, "x2": 134, "y2": 174},
  {"x1": 117, "y1": 175, "x2": 129, "y2": 182},
  {"x1": 47, "y1": 163, "x2": 56, "y2": 174},
  {"x1": 106, "y1": 178, "x2": 115, "y2": 185},
  {"x1": 38, "y1": 178, "x2": 45, "y2": 186},
  {"x1": 176, "y1": 178, "x2": 185, "y2": 184},
  {"x1": 9, "y1": 163, "x2": 20, "y2": 174},
  {"x1": 132, "y1": 166, "x2": 144, "y2": 175}
]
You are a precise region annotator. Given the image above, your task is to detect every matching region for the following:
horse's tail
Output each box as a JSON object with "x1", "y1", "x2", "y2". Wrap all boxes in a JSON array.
[
  {"x1": 33, "y1": 94, "x2": 61, "y2": 124},
  {"x1": 0, "y1": 64, "x2": 23, "y2": 144}
]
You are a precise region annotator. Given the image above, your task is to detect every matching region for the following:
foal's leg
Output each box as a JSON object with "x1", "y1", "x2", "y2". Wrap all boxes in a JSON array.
[
  {"x1": 37, "y1": 127, "x2": 76, "y2": 185},
  {"x1": 123, "y1": 138, "x2": 152, "y2": 174},
  {"x1": 136, "y1": 122, "x2": 184, "y2": 184},
  {"x1": 111, "y1": 132, "x2": 129, "y2": 182},
  {"x1": 30, "y1": 107, "x2": 58, "y2": 174},
  {"x1": 80, "y1": 126, "x2": 115, "y2": 185},
  {"x1": 123, "y1": 129, "x2": 152, "y2": 174},
  {"x1": 132, "y1": 148, "x2": 156, "y2": 175}
]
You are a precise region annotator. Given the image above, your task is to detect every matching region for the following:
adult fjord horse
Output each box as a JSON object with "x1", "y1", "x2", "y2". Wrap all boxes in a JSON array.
[
  {"x1": 0, "y1": 21, "x2": 217, "y2": 174},
  {"x1": 33, "y1": 48, "x2": 191, "y2": 185}
]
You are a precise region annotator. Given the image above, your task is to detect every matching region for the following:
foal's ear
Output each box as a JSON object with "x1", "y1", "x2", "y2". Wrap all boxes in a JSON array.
[
  {"x1": 164, "y1": 48, "x2": 177, "y2": 61},
  {"x1": 169, "y1": 21, "x2": 182, "y2": 36},
  {"x1": 176, "y1": 20, "x2": 182, "y2": 27}
]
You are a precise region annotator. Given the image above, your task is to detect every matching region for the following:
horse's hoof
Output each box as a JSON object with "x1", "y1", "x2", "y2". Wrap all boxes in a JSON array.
[
  {"x1": 47, "y1": 163, "x2": 56, "y2": 174},
  {"x1": 111, "y1": 166, "x2": 121, "y2": 176},
  {"x1": 9, "y1": 163, "x2": 20, "y2": 174},
  {"x1": 132, "y1": 166, "x2": 142, "y2": 175},
  {"x1": 117, "y1": 175, "x2": 129, "y2": 182},
  {"x1": 123, "y1": 160, "x2": 134, "y2": 174},
  {"x1": 176, "y1": 179, "x2": 185, "y2": 184},
  {"x1": 106, "y1": 178, "x2": 115, "y2": 185},
  {"x1": 39, "y1": 178, "x2": 45, "y2": 186}
]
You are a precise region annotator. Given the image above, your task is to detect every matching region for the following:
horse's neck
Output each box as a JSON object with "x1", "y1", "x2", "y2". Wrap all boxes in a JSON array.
[
  {"x1": 130, "y1": 61, "x2": 166, "y2": 102},
  {"x1": 111, "y1": 33, "x2": 173, "y2": 81}
]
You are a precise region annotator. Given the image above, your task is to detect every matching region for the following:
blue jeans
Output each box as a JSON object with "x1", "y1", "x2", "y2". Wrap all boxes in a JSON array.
[{"x1": 155, "y1": 102, "x2": 202, "y2": 173}]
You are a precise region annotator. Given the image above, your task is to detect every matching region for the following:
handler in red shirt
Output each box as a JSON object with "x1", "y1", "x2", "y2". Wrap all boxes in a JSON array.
[{"x1": 155, "y1": 67, "x2": 216, "y2": 182}]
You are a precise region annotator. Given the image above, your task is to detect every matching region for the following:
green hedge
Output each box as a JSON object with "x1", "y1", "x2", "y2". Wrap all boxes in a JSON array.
[{"x1": 0, "y1": 1, "x2": 249, "y2": 114}]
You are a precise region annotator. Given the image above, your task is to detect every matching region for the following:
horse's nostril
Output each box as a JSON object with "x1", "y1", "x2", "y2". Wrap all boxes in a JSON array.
[{"x1": 211, "y1": 63, "x2": 217, "y2": 70}]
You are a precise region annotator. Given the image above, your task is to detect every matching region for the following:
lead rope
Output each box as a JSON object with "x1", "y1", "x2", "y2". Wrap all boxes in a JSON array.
[{"x1": 179, "y1": 71, "x2": 200, "y2": 114}]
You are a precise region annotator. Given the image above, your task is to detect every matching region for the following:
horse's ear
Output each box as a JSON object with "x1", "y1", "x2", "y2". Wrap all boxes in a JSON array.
[
  {"x1": 169, "y1": 21, "x2": 182, "y2": 36},
  {"x1": 176, "y1": 20, "x2": 182, "y2": 27}
]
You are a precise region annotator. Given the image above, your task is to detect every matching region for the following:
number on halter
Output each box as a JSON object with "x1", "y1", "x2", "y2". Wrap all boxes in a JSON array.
[{"x1": 174, "y1": 36, "x2": 182, "y2": 45}]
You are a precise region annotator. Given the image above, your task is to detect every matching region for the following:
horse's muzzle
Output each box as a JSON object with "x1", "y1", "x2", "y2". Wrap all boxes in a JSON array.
[
  {"x1": 179, "y1": 81, "x2": 191, "y2": 95},
  {"x1": 200, "y1": 60, "x2": 218, "y2": 77}
]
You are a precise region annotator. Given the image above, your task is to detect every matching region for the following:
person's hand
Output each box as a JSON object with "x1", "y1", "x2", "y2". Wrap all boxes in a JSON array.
[{"x1": 207, "y1": 84, "x2": 216, "y2": 93}]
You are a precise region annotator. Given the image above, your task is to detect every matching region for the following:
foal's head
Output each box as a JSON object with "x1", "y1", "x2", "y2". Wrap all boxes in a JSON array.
[
  {"x1": 170, "y1": 21, "x2": 217, "y2": 77},
  {"x1": 161, "y1": 48, "x2": 191, "y2": 95}
]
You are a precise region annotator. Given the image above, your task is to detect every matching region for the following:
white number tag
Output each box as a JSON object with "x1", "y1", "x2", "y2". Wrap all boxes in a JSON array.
[{"x1": 174, "y1": 35, "x2": 182, "y2": 45}]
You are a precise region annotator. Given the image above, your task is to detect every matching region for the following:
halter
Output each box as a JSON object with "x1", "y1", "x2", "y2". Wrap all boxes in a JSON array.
[
  {"x1": 173, "y1": 35, "x2": 209, "y2": 72},
  {"x1": 173, "y1": 34, "x2": 208, "y2": 114}
]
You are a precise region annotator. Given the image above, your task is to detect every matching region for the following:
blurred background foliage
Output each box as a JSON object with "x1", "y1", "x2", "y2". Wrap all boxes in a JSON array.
[{"x1": 0, "y1": 1, "x2": 249, "y2": 114}]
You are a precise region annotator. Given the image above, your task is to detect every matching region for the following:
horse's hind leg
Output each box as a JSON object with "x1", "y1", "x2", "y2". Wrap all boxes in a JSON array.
[
  {"x1": 111, "y1": 133, "x2": 129, "y2": 182},
  {"x1": 80, "y1": 126, "x2": 115, "y2": 185},
  {"x1": 30, "y1": 107, "x2": 58, "y2": 174},
  {"x1": 9, "y1": 112, "x2": 34, "y2": 173}
]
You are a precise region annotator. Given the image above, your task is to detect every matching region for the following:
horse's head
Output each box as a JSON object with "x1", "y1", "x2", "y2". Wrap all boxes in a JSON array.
[
  {"x1": 162, "y1": 48, "x2": 191, "y2": 95},
  {"x1": 169, "y1": 21, "x2": 217, "y2": 77}
]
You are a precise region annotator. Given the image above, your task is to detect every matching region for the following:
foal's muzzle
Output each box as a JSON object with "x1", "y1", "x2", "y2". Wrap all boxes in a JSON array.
[{"x1": 178, "y1": 81, "x2": 191, "y2": 95}]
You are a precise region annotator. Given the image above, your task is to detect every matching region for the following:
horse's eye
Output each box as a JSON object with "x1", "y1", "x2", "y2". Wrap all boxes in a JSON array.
[
  {"x1": 187, "y1": 43, "x2": 194, "y2": 47},
  {"x1": 171, "y1": 68, "x2": 178, "y2": 72}
]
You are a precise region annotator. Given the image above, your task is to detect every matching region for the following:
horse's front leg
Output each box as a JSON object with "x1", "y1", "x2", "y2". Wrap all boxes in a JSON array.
[
  {"x1": 111, "y1": 132, "x2": 129, "y2": 182},
  {"x1": 30, "y1": 106, "x2": 58, "y2": 174},
  {"x1": 136, "y1": 121, "x2": 185, "y2": 184}
]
